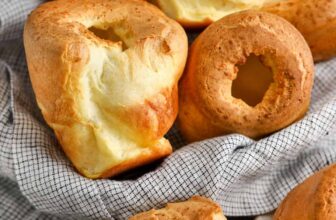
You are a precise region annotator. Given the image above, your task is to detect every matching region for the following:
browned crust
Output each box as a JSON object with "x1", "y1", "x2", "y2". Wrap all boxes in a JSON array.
[
  {"x1": 24, "y1": 0, "x2": 187, "y2": 178},
  {"x1": 130, "y1": 196, "x2": 227, "y2": 220},
  {"x1": 274, "y1": 164, "x2": 336, "y2": 220},
  {"x1": 261, "y1": 0, "x2": 336, "y2": 61},
  {"x1": 117, "y1": 85, "x2": 179, "y2": 144},
  {"x1": 178, "y1": 11, "x2": 314, "y2": 142}
]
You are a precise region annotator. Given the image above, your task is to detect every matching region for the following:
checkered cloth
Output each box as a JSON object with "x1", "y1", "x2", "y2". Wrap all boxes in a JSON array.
[{"x1": 1, "y1": 1, "x2": 336, "y2": 220}]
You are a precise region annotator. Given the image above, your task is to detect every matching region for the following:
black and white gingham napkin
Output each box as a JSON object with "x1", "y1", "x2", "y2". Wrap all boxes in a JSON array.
[{"x1": 1, "y1": 1, "x2": 336, "y2": 219}]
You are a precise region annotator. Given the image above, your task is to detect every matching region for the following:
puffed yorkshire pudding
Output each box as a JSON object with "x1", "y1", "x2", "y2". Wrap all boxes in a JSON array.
[
  {"x1": 148, "y1": 0, "x2": 265, "y2": 28},
  {"x1": 24, "y1": 0, "x2": 188, "y2": 178},
  {"x1": 178, "y1": 11, "x2": 314, "y2": 142},
  {"x1": 150, "y1": 0, "x2": 336, "y2": 61},
  {"x1": 130, "y1": 196, "x2": 227, "y2": 220},
  {"x1": 262, "y1": 0, "x2": 336, "y2": 61},
  {"x1": 274, "y1": 164, "x2": 336, "y2": 219}
]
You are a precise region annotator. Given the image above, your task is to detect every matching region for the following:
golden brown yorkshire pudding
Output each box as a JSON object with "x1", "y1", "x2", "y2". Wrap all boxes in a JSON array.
[
  {"x1": 130, "y1": 196, "x2": 227, "y2": 220},
  {"x1": 274, "y1": 164, "x2": 336, "y2": 220},
  {"x1": 178, "y1": 11, "x2": 314, "y2": 142},
  {"x1": 24, "y1": 0, "x2": 188, "y2": 178},
  {"x1": 262, "y1": 0, "x2": 336, "y2": 61}
]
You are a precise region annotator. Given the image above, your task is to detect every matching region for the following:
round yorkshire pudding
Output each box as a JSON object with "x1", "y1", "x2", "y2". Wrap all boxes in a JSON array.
[
  {"x1": 24, "y1": 0, "x2": 188, "y2": 178},
  {"x1": 178, "y1": 10, "x2": 314, "y2": 142},
  {"x1": 274, "y1": 164, "x2": 336, "y2": 219}
]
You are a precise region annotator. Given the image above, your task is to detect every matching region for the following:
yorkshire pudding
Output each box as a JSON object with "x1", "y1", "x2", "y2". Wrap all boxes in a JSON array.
[
  {"x1": 151, "y1": 0, "x2": 336, "y2": 61},
  {"x1": 178, "y1": 11, "x2": 314, "y2": 142},
  {"x1": 149, "y1": 0, "x2": 265, "y2": 28},
  {"x1": 130, "y1": 196, "x2": 227, "y2": 220},
  {"x1": 24, "y1": 0, "x2": 188, "y2": 178},
  {"x1": 262, "y1": 0, "x2": 336, "y2": 61},
  {"x1": 274, "y1": 164, "x2": 336, "y2": 219}
]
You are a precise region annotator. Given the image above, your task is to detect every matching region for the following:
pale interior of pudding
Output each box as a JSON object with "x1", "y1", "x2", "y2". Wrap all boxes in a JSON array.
[
  {"x1": 231, "y1": 54, "x2": 274, "y2": 107},
  {"x1": 152, "y1": 0, "x2": 285, "y2": 23},
  {"x1": 53, "y1": 23, "x2": 178, "y2": 177},
  {"x1": 88, "y1": 26, "x2": 129, "y2": 51}
]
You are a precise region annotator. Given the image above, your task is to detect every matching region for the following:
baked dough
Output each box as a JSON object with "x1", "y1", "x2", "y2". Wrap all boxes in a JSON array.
[
  {"x1": 274, "y1": 164, "x2": 336, "y2": 219},
  {"x1": 130, "y1": 196, "x2": 227, "y2": 220},
  {"x1": 262, "y1": 0, "x2": 336, "y2": 61},
  {"x1": 178, "y1": 11, "x2": 314, "y2": 141},
  {"x1": 150, "y1": 0, "x2": 336, "y2": 61},
  {"x1": 149, "y1": 0, "x2": 267, "y2": 28},
  {"x1": 24, "y1": 0, "x2": 188, "y2": 178}
]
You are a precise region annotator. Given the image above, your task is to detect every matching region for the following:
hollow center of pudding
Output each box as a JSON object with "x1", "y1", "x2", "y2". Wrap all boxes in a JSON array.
[
  {"x1": 231, "y1": 54, "x2": 274, "y2": 107},
  {"x1": 88, "y1": 26, "x2": 128, "y2": 50}
]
